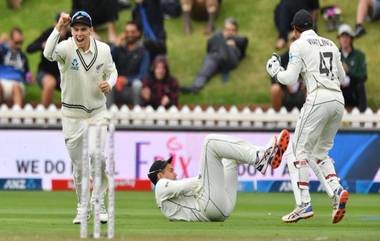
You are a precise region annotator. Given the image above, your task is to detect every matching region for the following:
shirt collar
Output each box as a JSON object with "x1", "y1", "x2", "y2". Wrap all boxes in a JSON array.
[
  {"x1": 72, "y1": 36, "x2": 95, "y2": 54},
  {"x1": 300, "y1": 29, "x2": 317, "y2": 38}
]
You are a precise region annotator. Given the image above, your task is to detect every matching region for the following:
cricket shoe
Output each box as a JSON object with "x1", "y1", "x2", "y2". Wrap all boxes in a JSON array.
[
  {"x1": 72, "y1": 203, "x2": 91, "y2": 224},
  {"x1": 331, "y1": 187, "x2": 349, "y2": 224},
  {"x1": 255, "y1": 129, "x2": 290, "y2": 174},
  {"x1": 282, "y1": 203, "x2": 314, "y2": 223},
  {"x1": 91, "y1": 199, "x2": 109, "y2": 224},
  {"x1": 99, "y1": 201, "x2": 109, "y2": 224}
]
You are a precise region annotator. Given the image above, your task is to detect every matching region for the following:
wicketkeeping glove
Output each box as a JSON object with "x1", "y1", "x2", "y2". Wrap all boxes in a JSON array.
[{"x1": 266, "y1": 53, "x2": 284, "y2": 78}]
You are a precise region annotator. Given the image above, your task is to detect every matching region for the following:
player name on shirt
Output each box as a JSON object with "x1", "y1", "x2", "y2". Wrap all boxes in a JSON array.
[{"x1": 306, "y1": 38, "x2": 332, "y2": 47}]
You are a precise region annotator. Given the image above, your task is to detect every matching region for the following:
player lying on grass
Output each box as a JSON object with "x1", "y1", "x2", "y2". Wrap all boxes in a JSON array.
[
  {"x1": 147, "y1": 130, "x2": 289, "y2": 221},
  {"x1": 266, "y1": 9, "x2": 349, "y2": 224}
]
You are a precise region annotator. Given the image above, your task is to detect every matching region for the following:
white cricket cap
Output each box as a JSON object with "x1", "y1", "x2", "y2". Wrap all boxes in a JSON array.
[{"x1": 338, "y1": 24, "x2": 354, "y2": 37}]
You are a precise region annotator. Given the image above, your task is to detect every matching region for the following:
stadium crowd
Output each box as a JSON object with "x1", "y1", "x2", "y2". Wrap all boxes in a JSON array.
[{"x1": 0, "y1": 0, "x2": 376, "y2": 112}]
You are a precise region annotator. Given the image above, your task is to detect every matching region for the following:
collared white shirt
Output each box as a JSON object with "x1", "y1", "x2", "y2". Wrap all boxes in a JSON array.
[
  {"x1": 44, "y1": 28, "x2": 117, "y2": 118},
  {"x1": 277, "y1": 30, "x2": 345, "y2": 104},
  {"x1": 155, "y1": 177, "x2": 209, "y2": 221}
]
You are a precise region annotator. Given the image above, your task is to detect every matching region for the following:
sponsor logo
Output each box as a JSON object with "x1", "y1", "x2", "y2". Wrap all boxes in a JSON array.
[
  {"x1": 0, "y1": 178, "x2": 42, "y2": 190},
  {"x1": 279, "y1": 181, "x2": 293, "y2": 192},
  {"x1": 51, "y1": 179, "x2": 151, "y2": 191},
  {"x1": 71, "y1": 58, "x2": 79, "y2": 71}
]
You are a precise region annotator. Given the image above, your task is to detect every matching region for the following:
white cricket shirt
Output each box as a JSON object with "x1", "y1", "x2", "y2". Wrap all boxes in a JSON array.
[
  {"x1": 155, "y1": 177, "x2": 209, "y2": 221},
  {"x1": 44, "y1": 28, "x2": 117, "y2": 118},
  {"x1": 277, "y1": 30, "x2": 345, "y2": 104}
]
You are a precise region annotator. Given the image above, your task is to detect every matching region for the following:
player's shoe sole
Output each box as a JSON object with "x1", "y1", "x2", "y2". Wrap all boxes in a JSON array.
[
  {"x1": 332, "y1": 190, "x2": 349, "y2": 224},
  {"x1": 283, "y1": 213, "x2": 314, "y2": 223},
  {"x1": 271, "y1": 129, "x2": 290, "y2": 169},
  {"x1": 282, "y1": 203, "x2": 314, "y2": 223}
]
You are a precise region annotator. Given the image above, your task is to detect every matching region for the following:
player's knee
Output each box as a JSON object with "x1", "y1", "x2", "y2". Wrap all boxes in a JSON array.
[
  {"x1": 204, "y1": 134, "x2": 222, "y2": 148},
  {"x1": 204, "y1": 134, "x2": 221, "y2": 142},
  {"x1": 314, "y1": 158, "x2": 339, "y2": 182}
]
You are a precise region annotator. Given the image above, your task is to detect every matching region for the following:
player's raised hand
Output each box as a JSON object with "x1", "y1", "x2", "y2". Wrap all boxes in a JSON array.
[
  {"x1": 56, "y1": 13, "x2": 71, "y2": 32},
  {"x1": 98, "y1": 80, "x2": 111, "y2": 94},
  {"x1": 266, "y1": 53, "x2": 284, "y2": 78}
]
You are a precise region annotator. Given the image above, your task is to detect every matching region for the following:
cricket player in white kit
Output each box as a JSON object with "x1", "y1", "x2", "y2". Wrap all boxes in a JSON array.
[
  {"x1": 147, "y1": 130, "x2": 290, "y2": 221},
  {"x1": 266, "y1": 10, "x2": 349, "y2": 224},
  {"x1": 43, "y1": 11, "x2": 117, "y2": 224}
]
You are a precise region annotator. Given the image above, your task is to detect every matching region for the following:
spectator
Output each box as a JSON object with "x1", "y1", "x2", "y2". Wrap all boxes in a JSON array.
[
  {"x1": 181, "y1": 17, "x2": 248, "y2": 94},
  {"x1": 354, "y1": 0, "x2": 380, "y2": 37},
  {"x1": 141, "y1": 55, "x2": 179, "y2": 109},
  {"x1": 111, "y1": 21, "x2": 150, "y2": 106},
  {"x1": 27, "y1": 14, "x2": 71, "y2": 107},
  {"x1": 161, "y1": 0, "x2": 182, "y2": 18},
  {"x1": 181, "y1": 0, "x2": 221, "y2": 35},
  {"x1": 132, "y1": 0, "x2": 167, "y2": 62},
  {"x1": 0, "y1": 27, "x2": 31, "y2": 106},
  {"x1": 274, "y1": 0, "x2": 319, "y2": 49},
  {"x1": 72, "y1": 0, "x2": 119, "y2": 43},
  {"x1": 7, "y1": 0, "x2": 22, "y2": 9},
  {"x1": 338, "y1": 24, "x2": 368, "y2": 112},
  {"x1": 0, "y1": 33, "x2": 8, "y2": 44}
]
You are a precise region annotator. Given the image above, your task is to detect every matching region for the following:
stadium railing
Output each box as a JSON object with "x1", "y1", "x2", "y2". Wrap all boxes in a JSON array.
[{"x1": 0, "y1": 104, "x2": 379, "y2": 130}]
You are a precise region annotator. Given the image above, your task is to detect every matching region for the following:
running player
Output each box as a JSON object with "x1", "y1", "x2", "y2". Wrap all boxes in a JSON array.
[
  {"x1": 44, "y1": 11, "x2": 117, "y2": 224},
  {"x1": 266, "y1": 9, "x2": 349, "y2": 224}
]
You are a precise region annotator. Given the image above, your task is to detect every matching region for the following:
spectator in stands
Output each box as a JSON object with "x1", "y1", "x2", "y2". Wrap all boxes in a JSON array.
[
  {"x1": 354, "y1": 0, "x2": 380, "y2": 37},
  {"x1": 338, "y1": 24, "x2": 368, "y2": 112},
  {"x1": 111, "y1": 21, "x2": 150, "y2": 106},
  {"x1": 27, "y1": 14, "x2": 71, "y2": 107},
  {"x1": 181, "y1": 0, "x2": 221, "y2": 35},
  {"x1": 181, "y1": 17, "x2": 248, "y2": 94},
  {"x1": 132, "y1": 0, "x2": 167, "y2": 62},
  {"x1": 72, "y1": 0, "x2": 119, "y2": 43},
  {"x1": 141, "y1": 55, "x2": 179, "y2": 109},
  {"x1": 0, "y1": 33, "x2": 8, "y2": 45},
  {"x1": 274, "y1": 0, "x2": 319, "y2": 49},
  {"x1": 7, "y1": 0, "x2": 22, "y2": 9},
  {"x1": 0, "y1": 27, "x2": 31, "y2": 106},
  {"x1": 270, "y1": 34, "x2": 306, "y2": 111},
  {"x1": 161, "y1": 0, "x2": 182, "y2": 19}
]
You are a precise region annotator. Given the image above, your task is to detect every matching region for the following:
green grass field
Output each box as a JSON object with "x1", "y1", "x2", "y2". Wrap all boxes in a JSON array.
[
  {"x1": 0, "y1": 191, "x2": 379, "y2": 241},
  {"x1": 0, "y1": 0, "x2": 379, "y2": 108}
]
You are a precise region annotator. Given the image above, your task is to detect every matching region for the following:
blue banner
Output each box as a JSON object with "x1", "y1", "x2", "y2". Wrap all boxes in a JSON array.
[{"x1": 0, "y1": 178, "x2": 42, "y2": 190}]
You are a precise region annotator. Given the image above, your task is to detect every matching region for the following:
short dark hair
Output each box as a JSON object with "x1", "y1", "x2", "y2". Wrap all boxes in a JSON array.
[
  {"x1": 291, "y1": 9, "x2": 313, "y2": 32},
  {"x1": 10, "y1": 27, "x2": 22, "y2": 39},
  {"x1": 125, "y1": 20, "x2": 142, "y2": 32},
  {"x1": 224, "y1": 17, "x2": 239, "y2": 30},
  {"x1": 147, "y1": 157, "x2": 173, "y2": 185}
]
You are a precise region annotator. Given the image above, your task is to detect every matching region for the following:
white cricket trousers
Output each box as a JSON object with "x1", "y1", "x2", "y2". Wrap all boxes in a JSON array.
[
  {"x1": 292, "y1": 94, "x2": 344, "y2": 162},
  {"x1": 197, "y1": 134, "x2": 261, "y2": 221},
  {"x1": 62, "y1": 110, "x2": 109, "y2": 204}
]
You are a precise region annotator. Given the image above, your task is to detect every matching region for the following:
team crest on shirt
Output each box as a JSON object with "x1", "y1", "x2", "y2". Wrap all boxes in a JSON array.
[{"x1": 71, "y1": 58, "x2": 79, "y2": 71}]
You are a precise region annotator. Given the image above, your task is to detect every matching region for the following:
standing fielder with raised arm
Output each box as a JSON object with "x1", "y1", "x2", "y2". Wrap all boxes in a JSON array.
[
  {"x1": 266, "y1": 9, "x2": 349, "y2": 224},
  {"x1": 147, "y1": 130, "x2": 289, "y2": 222},
  {"x1": 43, "y1": 11, "x2": 118, "y2": 224}
]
